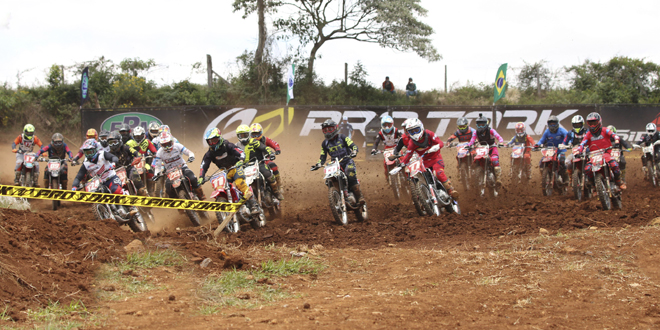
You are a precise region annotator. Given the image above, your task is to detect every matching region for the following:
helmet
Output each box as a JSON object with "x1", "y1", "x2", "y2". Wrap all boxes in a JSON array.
[
  {"x1": 457, "y1": 117, "x2": 469, "y2": 134},
  {"x1": 475, "y1": 114, "x2": 489, "y2": 133},
  {"x1": 607, "y1": 125, "x2": 617, "y2": 134},
  {"x1": 405, "y1": 118, "x2": 425, "y2": 141},
  {"x1": 86, "y1": 128, "x2": 98, "y2": 140},
  {"x1": 148, "y1": 122, "x2": 161, "y2": 138},
  {"x1": 515, "y1": 122, "x2": 526, "y2": 138},
  {"x1": 250, "y1": 123, "x2": 263, "y2": 140},
  {"x1": 99, "y1": 130, "x2": 110, "y2": 147},
  {"x1": 381, "y1": 115, "x2": 394, "y2": 134},
  {"x1": 236, "y1": 124, "x2": 250, "y2": 145},
  {"x1": 159, "y1": 124, "x2": 171, "y2": 134},
  {"x1": 81, "y1": 139, "x2": 99, "y2": 162},
  {"x1": 108, "y1": 131, "x2": 122, "y2": 152},
  {"x1": 586, "y1": 112, "x2": 602, "y2": 134},
  {"x1": 571, "y1": 115, "x2": 585, "y2": 134},
  {"x1": 119, "y1": 124, "x2": 131, "y2": 141},
  {"x1": 547, "y1": 115, "x2": 559, "y2": 133},
  {"x1": 160, "y1": 132, "x2": 174, "y2": 151},
  {"x1": 132, "y1": 126, "x2": 146, "y2": 143},
  {"x1": 204, "y1": 128, "x2": 224, "y2": 151},
  {"x1": 321, "y1": 119, "x2": 338, "y2": 139},
  {"x1": 23, "y1": 124, "x2": 35, "y2": 141},
  {"x1": 647, "y1": 123, "x2": 657, "y2": 134},
  {"x1": 51, "y1": 133, "x2": 64, "y2": 151}
]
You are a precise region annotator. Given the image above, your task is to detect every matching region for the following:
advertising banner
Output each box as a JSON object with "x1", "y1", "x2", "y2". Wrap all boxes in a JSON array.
[{"x1": 600, "y1": 105, "x2": 660, "y2": 142}]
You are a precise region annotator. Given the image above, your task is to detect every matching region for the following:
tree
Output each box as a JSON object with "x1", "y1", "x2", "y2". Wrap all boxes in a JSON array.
[
  {"x1": 233, "y1": 0, "x2": 441, "y2": 75},
  {"x1": 119, "y1": 58, "x2": 156, "y2": 77},
  {"x1": 517, "y1": 60, "x2": 554, "y2": 96}
]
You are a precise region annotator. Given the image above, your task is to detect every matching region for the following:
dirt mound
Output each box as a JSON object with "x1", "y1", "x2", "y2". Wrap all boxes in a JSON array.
[{"x1": 0, "y1": 209, "x2": 137, "y2": 320}]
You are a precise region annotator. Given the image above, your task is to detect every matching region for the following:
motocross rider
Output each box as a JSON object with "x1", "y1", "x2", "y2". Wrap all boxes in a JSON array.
[
  {"x1": 311, "y1": 119, "x2": 365, "y2": 204},
  {"x1": 466, "y1": 114, "x2": 505, "y2": 186},
  {"x1": 12, "y1": 124, "x2": 43, "y2": 186},
  {"x1": 71, "y1": 139, "x2": 135, "y2": 218},
  {"x1": 35, "y1": 133, "x2": 73, "y2": 189},
  {"x1": 607, "y1": 125, "x2": 631, "y2": 182},
  {"x1": 125, "y1": 126, "x2": 157, "y2": 184},
  {"x1": 637, "y1": 123, "x2": 660, "y2": 177},
  {"x1": 72, "y1": 128, "x2": 103, "y2": 164},
  {"x1": 151, "y1": 131, "x2": 203, "y2": 199},
  {"x1": 98, "y1": 130, "x2": 111, "y2": 152},
  {"x1": 506, "y1": 122, "x2": 535, "y2": 178},
  {"x1": 563, "y1": 115, "x2": 587, "y2": 176},
  {"x1": 235, "y1": 125, "x2": 250, "y2": 150},
  {"x1": 147, "y1": 122, "x2": 160, "y2": 142},
  {"x1": 247, "y1": 123, "x2": 284, "y2": 200},
  {"x1": 578, "y1": 112, "x2": 625, "y2": 190},
  {"x1": 398, "y1": 118, "x2": 458, "y2": 198},
  {"x1": 446, "y1": 117, "x2": 478, "y2": 181},
  {"x1": 107, "y1": 131, "x2": 148, "y2": 197},
  {"x1": 118, "y1": 124, "x2": 133, "y2": 144},
  {"x1": 199, "y1": 128, "x2": 260, "y2": 215},
  {"x1": 392, "y1": 118, "x2": 413, "y2": 157},
  {"x1": 534, "y1": 115, "x2": 569, "y2": 184},
  {"x1": 371, "y1": 115, "x2": 403, "y2": 180}
]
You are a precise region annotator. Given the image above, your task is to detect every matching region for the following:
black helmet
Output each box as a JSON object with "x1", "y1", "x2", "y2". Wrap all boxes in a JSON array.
[
  {"x1": 51, "y1": 133, "x2": 64, "y2": 151},
  {"x1": 99, "y1": 130, "x2": 110, "y2": 147},
  {"x1": 321, "y1": 119, "x2": 338, "y2": 139},
  {"x1": 586, "y1": 112, "x2": 602, "y2": 135},
  {"x1": 119, "y1": 124, "x2": 131, "y2": 141},
  {"x1": 457, "y1": 117, "x2": 469, "y2": 133},
  {"x1": 547, "y1": 115, "x2": 559, "y2": 133},
  {"x1": 108, "y1": 131, "x2": 123, "y2": 152},
  {"x1": 475, "y1": 114, "x2": 488, "y2": 133}
]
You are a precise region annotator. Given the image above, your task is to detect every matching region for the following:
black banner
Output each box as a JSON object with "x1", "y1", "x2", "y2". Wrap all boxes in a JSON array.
[{"x1": 600, "y1": 105, "x2": 660, "y2": 142}]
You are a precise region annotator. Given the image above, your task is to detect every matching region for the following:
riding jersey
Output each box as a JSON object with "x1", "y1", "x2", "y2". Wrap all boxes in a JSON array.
[
  {"x1": 563, "y1": 130, "x2": 587, "y2": 146},
  {"x1": 374, "y1": 128, "x2": 403, "y2": 149},
  {"x1": 401, "y1": 130, "x2": 444, "y2": 164},
  {"x1": 112, "y1": 145, "x2": 140, "y2": 167},
  {"x1": 538, "y1": 127, "x2": 568, "y2": 147},
  {"x1": 638, "y1": 131, "x2": 660, "y2": 147},
  {"x1": 579, "y1": 128, "x2": 619, "y2": 153},
  {"x1": 37, "y1": 143, "x2": 73, "y2": 160},
  {"x1": 447, "y1": 127, "x2": 477, "y2": 143},
  {"x1": 317, "y1": 134, "x2": 357, "y2": 164},
  {"x1": 152, "y1": 143, "x2": 194, "y2": 173},
  {"x1": 12, "y1": 135, "x2": 43, "y2": 153},
  {"x1": 126, "y1": 139, "x2": 157, "y2": 156},
  {"x1": 244, "y1": 138, "x2": 275, "y2": 163},
  {"x1": 468, "y1": 128, "x2": 503, "y2": 146},
  {"x1": 72, "y1": 151, "x2": 119, "y2": 187},
  {"x1": 200, "y1": 141, "x2": 245, "y2": 178}
]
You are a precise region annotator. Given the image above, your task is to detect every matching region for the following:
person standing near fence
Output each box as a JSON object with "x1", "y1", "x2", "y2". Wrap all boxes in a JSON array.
[{"x1": 338, "y1": 116, "x2": 353, "y2": 140}]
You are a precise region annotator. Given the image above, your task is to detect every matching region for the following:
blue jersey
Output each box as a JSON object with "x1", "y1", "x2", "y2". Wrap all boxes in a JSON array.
[
  {"x1": 538, "y1": 127, "x2": 568, "y2": 148},
  {"x1": 563, "y1": 130, "x2": 586, "y2": 146}
]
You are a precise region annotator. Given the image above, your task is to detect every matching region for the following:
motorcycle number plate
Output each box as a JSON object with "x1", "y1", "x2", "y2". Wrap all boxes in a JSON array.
[
  {"x1": 542, "y1": 149, "x2": 555, "y2": 157},
  {"x1": 457, "y1": 147, "x2": 468, "y2": 158},
  {"x1": 167, "y1": 169, "x2": 182, "y2": 181},
  {"x1": 591, "y1": 154, "x2": 603, "y2": 165},
  {"x1": 244, "y1": 165, "x2": 258, "y2": 177},
  {"x1": 383, "y1": 149, "x2": 394, "y2": 159},
  {"x1": 324, "y1": 162, "x2": 339, "y2": 176},
  {"x1": 407, "y1": 160, "x2": 422, "y2": 175},
  {"x1": 24, "y1": 154, "x2": 35, "y2": 163},
  {"x1": 85, "y1": 178, "x2": 101, "y2": 192},
  {"x1": 48, "y1": 162, "x2": 61, "y2": 171},
  {"x1": 643, "y1": 146, "x2": 653, "y2": 154},
  {"x1": 116, "y1": 168, "x2": 127, "y2": 185},
  {"x1": 572, "y1": 147, "x2": 581, "y2": 156},
  {"x1": 211, "y1": 174, "x2": 227, "y2": 190},
  {"x1": 511, "y1": 147, "x2": 523, "y2": 158},
  {"x1": 611, "y1": 149, "x2": 620, "y2": 159},
  {"x1": 475, "y1": 147, "x2": 488, "y2": 158}
]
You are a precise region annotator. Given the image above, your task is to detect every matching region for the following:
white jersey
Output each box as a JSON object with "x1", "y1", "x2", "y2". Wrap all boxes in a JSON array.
[
  {"x1": 153, "y1": 142, "x2": 193, "y2": 172},
  {"x1": 379, "y1": 129, "x2": 399, "y2": 149},
  {"x1": 82, "y1": 150, "x2": 117, "y2": 182}
]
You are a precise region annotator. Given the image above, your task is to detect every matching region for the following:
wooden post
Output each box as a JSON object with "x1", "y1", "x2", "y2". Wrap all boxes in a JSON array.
[
  {"x1": 207, "y1": 54, "x2": 213, "y2": 88},
  {"x1": 444, "y1": 65, "x2": 447, "y2": 93},
  {"x1": 344, "y1": 63, "x2": 348, "y2": 84},
  {"x1": 61, "y1": 65, "x2": 65, "y2": 84}
]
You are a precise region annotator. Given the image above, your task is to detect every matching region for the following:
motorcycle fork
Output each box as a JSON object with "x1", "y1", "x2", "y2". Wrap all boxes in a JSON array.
[{"x1": 336, "y1": 175, "x2": 348, "y2": 211}]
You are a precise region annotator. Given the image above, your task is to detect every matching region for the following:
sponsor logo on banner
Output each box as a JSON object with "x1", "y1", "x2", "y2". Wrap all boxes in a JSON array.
[
  {"x1": 101, "y1": 112, "x2": 163, "y2": 133},
  {"x1": 203, "y1": 107, "x2": 294, "y2": 147}
]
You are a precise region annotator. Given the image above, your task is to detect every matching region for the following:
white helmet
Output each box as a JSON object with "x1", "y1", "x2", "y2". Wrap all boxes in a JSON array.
[
  {"x1": 148, "y1": 121, "x2": 161, "y2": 138},
  {"x1": 571, "y1": 115, "x2": 585, "y2": 133},
  {"x1": 647, "y1": 123, "x2": 657, "y2": 134},
  {"x1": 160, "y1": 132, "x2": 174, "y2": 151},
  {"x1": 132, "y1": 126, "x2": 146, "y2": 143},
  {"x1": 405, "y1": 118, "x2": 425, "y2": 141}
]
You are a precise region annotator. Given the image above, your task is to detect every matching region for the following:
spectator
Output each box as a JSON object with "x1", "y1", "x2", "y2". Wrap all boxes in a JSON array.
[
  {"x1": 382, "y1": 76, "x2": 395, "y2": 94},
  {"x1": 338, "y1": 116, "x2": 353, "y2": 139},
  {"x1": 406, "y1": 78, "x2": 418, "y2": 97}
]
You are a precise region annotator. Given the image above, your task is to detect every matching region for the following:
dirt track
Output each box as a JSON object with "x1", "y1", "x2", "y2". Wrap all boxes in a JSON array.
[{"x1": 2, "y1": 134, "x2": 660, "y2": 328}]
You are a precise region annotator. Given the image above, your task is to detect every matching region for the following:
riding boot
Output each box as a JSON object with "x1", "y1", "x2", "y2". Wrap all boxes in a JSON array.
[
  {"x1": 61, "y1": 179, "x2": 68, "y2": 190},
  {"x1": 13, "y1": 171, "x2": 20, "y2": 185},
  {"x1": 110, "y1": 204, "x2": 130, "y2": 218},
  {"x1": 33, "y1": 172, "x2": 40, "y2": 187},
  {"x1": 246, "y1": 197, "x2": 260, "y2": 215},
  {"x1": 643, "y1": 166, "x2": 648, "y2": 180},
  {"x1": 194, "y1": 187, "x2": 206, "y2": 200},
  {"x1": 269, "y1": 181, "x2": 284, "y2": 200},
  {"x1": 443, "y1": 180, "x2": 459, "y2": 200},
  {"x1": 494, "y1": 166, "x2": 503, "y2": 187},
  {"x1": 137, "y1": 187, "x2": 149, "y2": 197},
  {"x1": 621, "y1": 169, "x2": 627, "y2": 183},
  {"x1": 351, "y1": 184, "x2": 366, "y2": 205},
  {"x1": 615, "y1": 179, "x2": 627, "y2": 190}
]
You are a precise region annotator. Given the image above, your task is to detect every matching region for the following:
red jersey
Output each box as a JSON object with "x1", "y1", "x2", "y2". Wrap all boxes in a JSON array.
[
  {"x1": 402, "y1": 129, "x2": 444, "y2": 164},
  {"x1": 579, "y1": 128, "x2": 619, "y2": 152},
  {"x1": 259, "y1": 136, "x2": 280, "y2": 152}
]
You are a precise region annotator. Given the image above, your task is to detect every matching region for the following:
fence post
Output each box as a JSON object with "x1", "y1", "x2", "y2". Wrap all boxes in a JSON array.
[
  {"x1": 444, "y1": 65, "x2": 447, "y2": 93},
  {"x1": 207, "y1": 54, "x2": 213, "y2": 88},
  {"x1": 345, "y1": 63, "x2": 348, "y2": 84}
]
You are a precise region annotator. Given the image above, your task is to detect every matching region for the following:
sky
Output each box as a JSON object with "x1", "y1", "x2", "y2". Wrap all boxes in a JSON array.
[{"x1": 2, "y1": 0, "x2": 660, "y2": 92}]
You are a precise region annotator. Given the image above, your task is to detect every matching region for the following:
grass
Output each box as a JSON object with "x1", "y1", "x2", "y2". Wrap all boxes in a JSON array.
[
  {"x1": 0, "y1": 196, "x2": 31, "y2": 211},
  {"x1": 0, "y1": 300, "x2": 107, "y2": 330},
  {"x1": 197, "y1": 257, "x2": 325, "y2": 313},
  {"x1": 0, "y1": 304, "x2": 10, "y2": 321}
]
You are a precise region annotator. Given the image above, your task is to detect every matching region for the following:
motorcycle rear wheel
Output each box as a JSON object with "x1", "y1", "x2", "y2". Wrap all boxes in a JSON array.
[
  {"x1": 178, "y1": 190, "x2": 201, "y2": 226},
  {"x1": 92, "y1": 204, "x2": 113, "y2": 221},
  {"x1": 419, "y1": 183, "x2": 435, "y2": 216},
  {"x1": 595, "y1": 173, "x2": 612, "y2": 211},
  {"x1": 328, "y1": 186, "x2": 347, "y2": 225},
  {"x1": 647, "y1": 160, "x2": 657, "y2": 187}
]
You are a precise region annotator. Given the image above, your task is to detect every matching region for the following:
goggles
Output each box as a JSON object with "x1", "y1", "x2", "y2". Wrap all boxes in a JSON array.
[
  {"x1": 207, "y1": 136, "x2": 221, "y2": 146},
  {"x1": 322, "y1": 126, "x2": 336, "y2": 134},
  {"x1": 237, "y1": 132, "x2": 250, "y2": 140},
  {"x1": 407, "y1": 127, "x2": 422, "y2": 136}
]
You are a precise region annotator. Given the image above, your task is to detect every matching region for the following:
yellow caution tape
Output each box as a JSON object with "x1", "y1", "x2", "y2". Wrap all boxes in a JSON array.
[{"x1": 0, "y1": 185, "x2": 241, "y2": 212}]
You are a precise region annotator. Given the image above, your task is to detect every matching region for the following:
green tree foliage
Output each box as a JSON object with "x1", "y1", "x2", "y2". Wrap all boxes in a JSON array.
[
  {"x1": 233, "y1": 0, "x2": 440, "y2": 75},
  {"x1": 119, "y1": 58, "x2": 157, "y2": 77},
  {"x1": 517, "y1": 60, "x2": 554, "y2": 96}
]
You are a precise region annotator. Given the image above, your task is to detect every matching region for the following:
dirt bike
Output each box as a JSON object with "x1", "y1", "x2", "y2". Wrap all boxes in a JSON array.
[
  {"x1": 398, "y1": 152, "x2": 426, "y2": 216},
  {"x1": 17, "y1": 151, "x2": 38, "y2": 188},
  {"x1": 535, "y1": 144, "x2": 568, "y2": 196},
  {"x1": 115, "y1": 164, "x2": 155, "y2": 225},
  {"x1": 570, "y1": 146, "x2": 592, "y2": 202},
  {"x1": 372, "y1": 147, "x2": 406, "y2": 199},
  {"x1": 584, "y1": 147, "x2": 622, "y2": 210},
  {"x1": 84, "y1": 175, "x2": 148, "y2": 232},
  {"x1": 635, "y1": 141, "x2": 660, "y2": 187},
  {"x1": 204, "y1": 167, "x2": 266, "y2": 232},
  {"x1": 472, "y1": 142, "x2": 498, "y2": 198},
  {"x1": 245, "y1": 157, "x2": 280, "y2": 223},
  {"x1": 132, "y1": 156, "x2": 154, "y2": 195},
  {"x1": 153, "y1": 161, "x2": 208, "y2": 227},
  {"x1": 448, "y1": 143, "x2": 473, "y2": 192},
  {"x1": 390, "y1": 147, "x2": 460, "y2": 216},
  {"x1": 311, "y1": 156, "x2": 367, "y2": 225},
  {"x1": 507, "y1": 144, "x2": 533, "y2": 187},
  {"x1": 40, "y1": 157, "x2": 70, "y2": 210}
]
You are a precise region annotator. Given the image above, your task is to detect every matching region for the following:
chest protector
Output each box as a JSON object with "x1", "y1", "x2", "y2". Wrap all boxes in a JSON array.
[
  {"x1": 379, "y1": 128, "x2": 399, "y2": 148},
  {"x1": 83, "y1": 151, "x2": 116, "y2": 182},
  {"x1": 477, "y1": 129, "x2": 495, "y2": 145}
]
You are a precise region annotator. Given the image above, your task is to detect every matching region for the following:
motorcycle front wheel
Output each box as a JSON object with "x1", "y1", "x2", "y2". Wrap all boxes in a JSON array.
[
  {"x1": 542, "y1": 167, "x2": 553, "y2": 197},
  {"x1": 459, "y1": 162, "x2": 470, "y2": 191},
  {"x1": 178, "y1": 190, "x2": 201, "y2": 226},
  {"x1": 418, "y1": 183, "x2": 436, "y2": 216},
  {"x1": 648, "y1": 160, "x2": 657, "y2": 187},
  {"x1": 409, "y1": 180, "x2": 426, "y2": 216},
  {"x1": 215, "y1": 197, "x2": 240, "y2": 233},
  {"x1": 595, "y1": 173, "x2": 612, "y2": 211},
  {"x1": 92, "y1": 204, "x2": 113, "y2": 221},
  {"x1": 128, "y1": 207, "x2": 148, "y2": 232},
  {"x1": 328, "y1": 186, "x2": 347, "y2": 225},
  {"x1": 51, "y1": 178, "x2": 60, "y2": 210},
  {"x1": 572, "y1": 169, "x2": 583, "y2": 201}
]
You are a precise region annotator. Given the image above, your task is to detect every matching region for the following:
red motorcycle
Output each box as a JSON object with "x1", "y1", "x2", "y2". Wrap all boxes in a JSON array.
[
  {"x1": 373, "y1": 147, "x2": 406, "y2": 199},
  {"x1": 584, "y1": 147, "x2": 622, "y2": 210},
  {"x1": 472, "y1": 142, "x2": 498, "y2": 198},
  {"x1": 507, "y1": 144, "x2": 533, "y2": 187},
  {"x1": 448, "y1": 143, "x2": 474, "y2": 192},
  {"x1": 570, "y1": 146, "x2": 591, "y2": 201},
  {"x1": 535, "y1": 144, "x2": 568, "y2": 196}
]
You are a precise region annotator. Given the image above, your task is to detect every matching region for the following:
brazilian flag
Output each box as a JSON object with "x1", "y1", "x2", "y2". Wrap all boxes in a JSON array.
[{"x1": 493, "y1": 63, "x2": 507, "y2": 103}]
